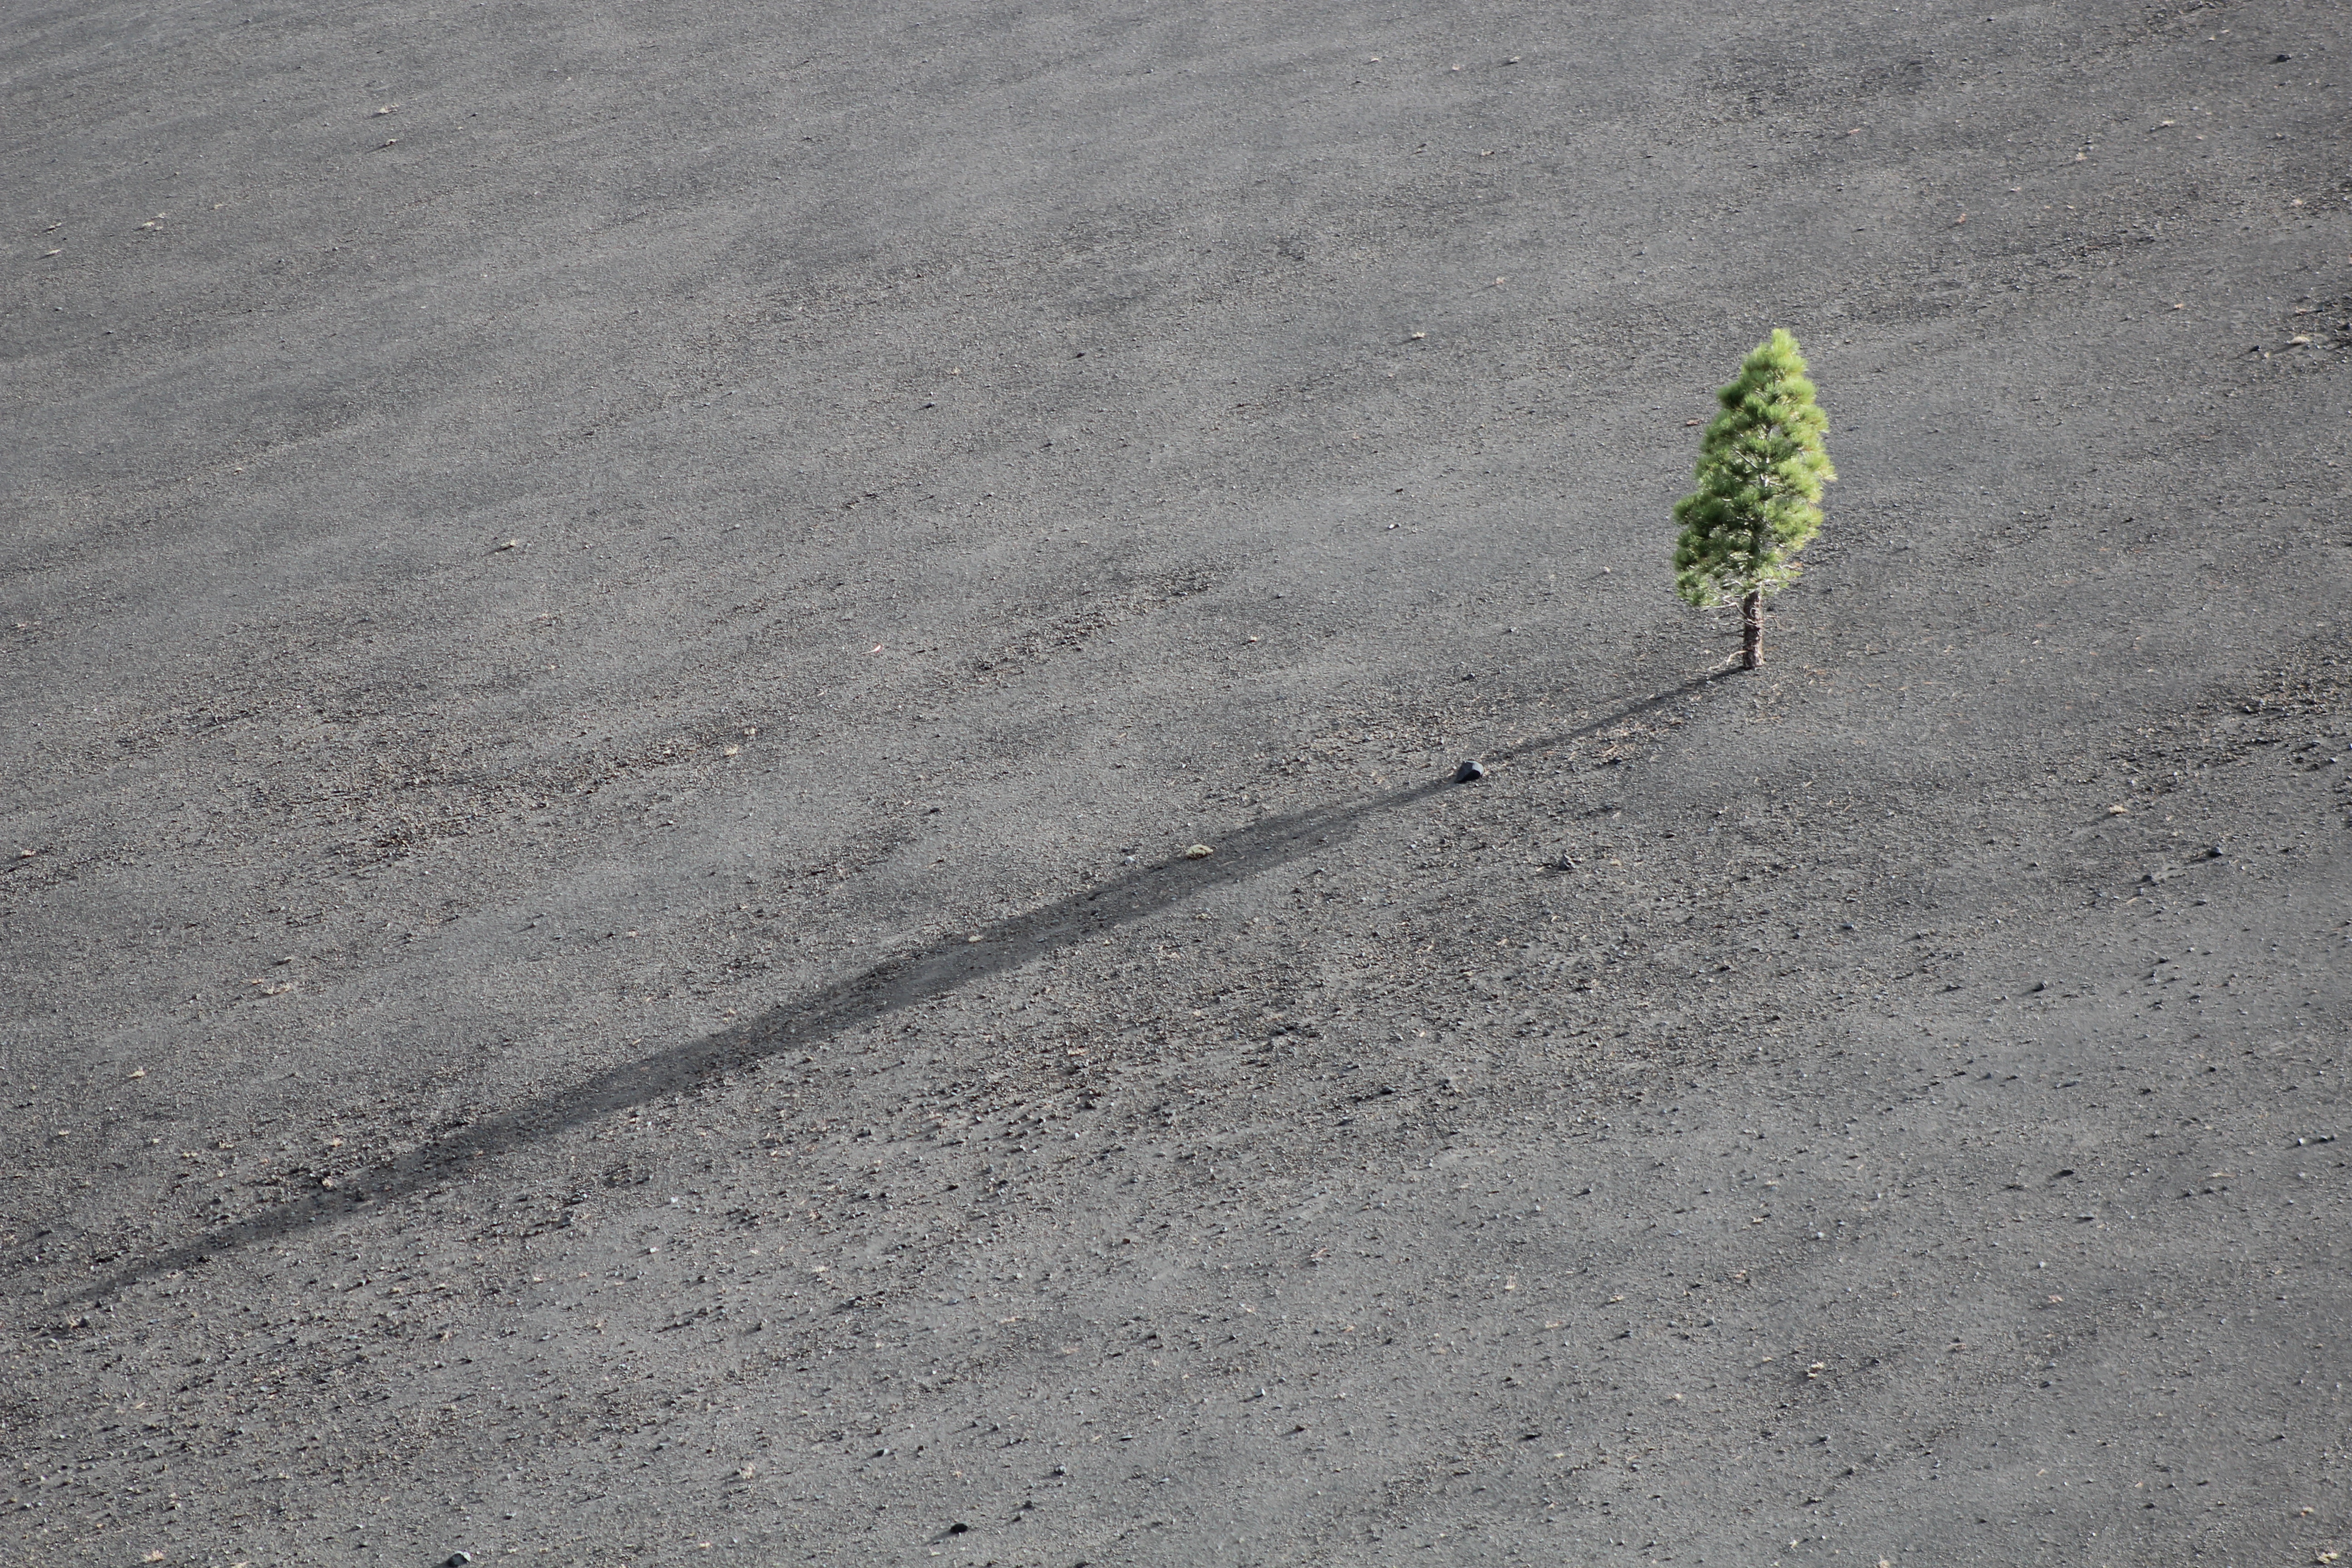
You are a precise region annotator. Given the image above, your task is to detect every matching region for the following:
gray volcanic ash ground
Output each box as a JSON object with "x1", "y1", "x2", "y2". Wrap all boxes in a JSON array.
[{"x1": 4, "y1": 1, "x2": 2349, "y2": 1564}]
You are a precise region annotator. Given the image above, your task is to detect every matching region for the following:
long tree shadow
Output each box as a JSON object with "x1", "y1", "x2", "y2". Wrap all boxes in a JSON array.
[{"x1": 54, "y1": 668, "x2": 1735, "y2": 1305}]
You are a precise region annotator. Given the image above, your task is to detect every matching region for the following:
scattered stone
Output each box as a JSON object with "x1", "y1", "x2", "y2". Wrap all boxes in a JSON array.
[
  {"x1": 444, "y1": 1555, "x2": 474, "y2": 1567},
  {"x1": 1184, "y1": 844, "x2": 1213, "y2": 859},
  {"x1": 1454, "y1": 760, "x2": 1486, "y2": 783}
]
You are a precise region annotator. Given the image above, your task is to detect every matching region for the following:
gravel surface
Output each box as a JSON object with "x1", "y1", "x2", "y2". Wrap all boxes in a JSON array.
[{"x1": 5, "y1": 1, "x2": 2349, "y2": 1564}]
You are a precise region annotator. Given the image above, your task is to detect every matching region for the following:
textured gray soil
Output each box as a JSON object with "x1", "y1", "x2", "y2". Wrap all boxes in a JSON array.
[{"x1": 5, "y1": 0, "x2": 2350, "y2": 1563}]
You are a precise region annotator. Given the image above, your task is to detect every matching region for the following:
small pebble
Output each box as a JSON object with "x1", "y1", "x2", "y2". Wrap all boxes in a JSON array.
[
  {"x1": 1184, "y1": 844, "x2": 1213, "y2": 859},
  {"x1": 1454, "y1": 760, "x2": 1486, "y2": 783}
]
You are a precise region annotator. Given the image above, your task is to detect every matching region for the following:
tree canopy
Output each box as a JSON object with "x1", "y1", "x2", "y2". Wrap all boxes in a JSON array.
[{"x1": 1673, "y1": 329, "x2": 1835, "y2": 667}]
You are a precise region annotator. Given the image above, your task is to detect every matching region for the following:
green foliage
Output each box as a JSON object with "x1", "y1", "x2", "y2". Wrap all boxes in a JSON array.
[{"x1": 1673, "y1": 328, "x2": 1835, "y2": 612}]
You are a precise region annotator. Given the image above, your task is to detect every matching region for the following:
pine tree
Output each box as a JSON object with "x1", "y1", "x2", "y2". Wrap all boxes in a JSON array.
[{"x1": 1673, "y1": 328, "x2": 1835, "y2": 670}]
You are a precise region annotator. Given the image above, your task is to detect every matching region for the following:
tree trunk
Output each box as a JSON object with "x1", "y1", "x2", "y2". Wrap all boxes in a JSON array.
[{"x1": 1741, "y1": 590, "x2": 1763, "y2": 669}]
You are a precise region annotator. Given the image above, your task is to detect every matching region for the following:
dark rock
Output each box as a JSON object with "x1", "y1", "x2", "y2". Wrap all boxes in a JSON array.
[{"x1": 1454, "y1": 759, "x2": 1486, "y2": 783}]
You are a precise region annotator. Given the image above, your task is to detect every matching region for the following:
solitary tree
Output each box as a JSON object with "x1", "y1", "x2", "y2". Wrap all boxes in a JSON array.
[{"x1": 1673, "y1": 328, "x2": 1835, "y2": 670}]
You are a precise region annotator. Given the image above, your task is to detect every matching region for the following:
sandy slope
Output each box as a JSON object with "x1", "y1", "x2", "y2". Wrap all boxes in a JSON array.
[{"x1": 5, "y1": 0, "x2": 2349, "y2": 1563}]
